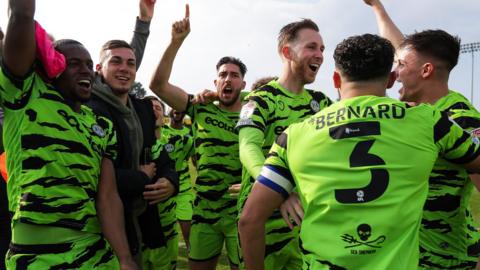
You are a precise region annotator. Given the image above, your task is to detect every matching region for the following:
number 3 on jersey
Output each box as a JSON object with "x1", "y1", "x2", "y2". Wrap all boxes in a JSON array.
[{"x1": 329, "y1": 121, "x2": 389, "y2": 204}]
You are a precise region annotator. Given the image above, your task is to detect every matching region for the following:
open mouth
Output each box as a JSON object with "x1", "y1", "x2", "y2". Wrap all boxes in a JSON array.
[
  {"x1": 115, "y1": 75, "x2": 130, "y2": 82},
  {"x1": 223, "y1": 86, "x2": 233, "y2": 94},
  {"x1": 78, "y1": 79, "x2": 91, "y2": 88},
  {"x1": 309, "y1": 64, "x2": 320, "y2": 72}
]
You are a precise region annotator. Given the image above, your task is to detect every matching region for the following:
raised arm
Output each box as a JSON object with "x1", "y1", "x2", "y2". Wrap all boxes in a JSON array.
[
  {"x1": 4, "y1": 0, "x2": 36, "y2": 77},
  {"x1": 149, "y1": 4, "x2": 191, "y2": 111},
  {"x1": 131, "y1": 0, "x2": 156, "y2": 70},
  {"x1": 363, "y1": 0, "x2": 404, "y2": 49}
]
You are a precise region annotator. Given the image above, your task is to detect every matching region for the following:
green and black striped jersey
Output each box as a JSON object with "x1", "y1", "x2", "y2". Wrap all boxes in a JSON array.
[
  {"x1": 236, "y1": 80, "x2": 332, "y2": 213},
  {"x1": 0, "y1": 67, "x2": 116, "y2": 233},
  {"x1": 420, "y1": 91, "x2": 480, "y2": 264},
  {"x1": 186, "y1": 102, "x2": 241, "y2": 219},
  {"x1": 259, "y1": 95, "x2": 480, "y2": 269},
  {"x1": 151, "y1": 140, "x2": 178, "y2": 244},
  {"x1": 160, "y1": 125, "x2": 194, "y2": 201}
]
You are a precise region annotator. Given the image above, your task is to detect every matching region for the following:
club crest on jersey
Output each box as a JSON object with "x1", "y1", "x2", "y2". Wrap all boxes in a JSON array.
[
  {"x1": 92, "y1": 124, "x2": 105, "y2": 137},
  {"x1": 240, "y1": 100, "x2": 256, "y2": 119},
  {"x1": 310, "y1": 100, "x2": 320, "y2": 112},
  {"x1": 165, "y1": 143, "x2": 175, "y2": 153}
]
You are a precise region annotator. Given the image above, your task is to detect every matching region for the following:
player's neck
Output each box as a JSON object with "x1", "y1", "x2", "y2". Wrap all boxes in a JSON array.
[
  {"x1": 417, "y1": 82, "x2": 449, "y2": 105},
  {"x1": 219, "y1": 99, "x2": 242, "y2": 112},
  {"x1": 339, "y1": 81, "x2": 387, "y2": 100},
  {"x1": 277, "y1": 75, "x2": 304, "y2": 95}
]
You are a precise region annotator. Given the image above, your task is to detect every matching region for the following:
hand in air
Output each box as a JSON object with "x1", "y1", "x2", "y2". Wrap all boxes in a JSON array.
[
  {"x1": 139, "y1": 0, "x2": 156, "y2": 22},
  {"x1": 172, "y1": 4, "x2": 190, "y2": 41}
]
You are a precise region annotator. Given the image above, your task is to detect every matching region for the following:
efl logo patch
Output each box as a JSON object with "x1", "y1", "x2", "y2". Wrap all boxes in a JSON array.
[
  {"x1": 92, "y1": 124, "x2": 105, "y2": 137},
  {"x1": 240, "y1": 100, "x2": 256, "y2": 119},
  {"x1": 471, "y1": 128, "x2": 480, "y2": 144},
  {"x1": 472, "y1": 128, "x2": 480, "y2": 138}
]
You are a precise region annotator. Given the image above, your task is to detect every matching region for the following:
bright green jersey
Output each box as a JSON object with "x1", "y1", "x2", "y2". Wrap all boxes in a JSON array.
[
  {"x1": 0, "y1": 66, "x2": 117, "y2": 234},
  {"x1": 236, "y1": 80, "x2": 332, "y2": 213},
  {"x1": 160, "y1": 125, "x2": 194, "y2": 197},
  {"x1": 148, "y1": 140, "x2": 179, "y2": 269},
  {"x1": 259, "y1": 96, "x2": 480, "y2": 269},
  {"x1": 185, "y1": 102, "x2": 241, "y2": 220},
  {"x1": 420, "y1": 91, "x2": 480, "y2": 266}
]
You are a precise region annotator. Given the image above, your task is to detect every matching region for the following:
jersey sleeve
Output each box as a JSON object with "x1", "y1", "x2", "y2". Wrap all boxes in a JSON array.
[
  {"x1": 236, "y1": 93, "x2": 271, "y2": 132},
  {"x1": 183, "y1": 133, "x2": 194, "y2": 159},
  {"x1": 257, "y1": 130, "x2": 295, "y2": 199},
  {"x1": 102, "y1": 116, "x2": 118, "y2": 161},
  {"x1": 449, "y1": 108, "x2": 480, "y2": 133},
  {"x1": 0, "y1": 62, "x2": 36, "y2": 110},
  {"x1": 434, "y1": 110, "x2": 480, "y2": 164},
  {"x1": 185, "y1": 95, "x2": 197, "y2": 122}
]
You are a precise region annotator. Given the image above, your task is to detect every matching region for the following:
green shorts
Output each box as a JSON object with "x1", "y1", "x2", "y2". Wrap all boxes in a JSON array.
[
  {"x1": 6, "y1": 225, "x2": 118, "y2": 270},
  {"x1": 419, "y1": 248, "x2": 477, "y2": 269},
  {"x1": 264, "y1": 216, "x2": 302, "y2": 270},
  {"x1": 142, "y1": 197, "x2": 179, "y2": 270},
  {"x1": 142, "y1": 232, "x2": 179, "y2": 270},
  {"x1": 189, "y1": 212, "x2": 239, "y2": 265},
  {"x1": 176, "y1": 188, "x2": 194, "y2": 221}
]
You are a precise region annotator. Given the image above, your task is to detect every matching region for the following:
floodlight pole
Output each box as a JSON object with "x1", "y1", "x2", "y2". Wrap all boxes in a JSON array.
[{"x1": 460, "y1": 42, "x2": 480, "y2": 103}]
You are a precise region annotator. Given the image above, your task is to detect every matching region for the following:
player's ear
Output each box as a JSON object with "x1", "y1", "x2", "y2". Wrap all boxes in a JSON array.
[
  {"x1": 95, "y1": 63, "x2": 102, "y2": 72},
  {"x1": 281, "y1": 45, "x2": 291, "y2": 60},
  {"x1": 241, "y1": 80, "x2": 246, "y2": 90},
  {"x1": 386, "y1": 71, "x2": 396, "y2": 89},
  {"x1": 421, "y1": 62, "x2": 434, "y2": 79},
  {"x1": 333, "y1": 71, "x2": 341, "y2": 89}
]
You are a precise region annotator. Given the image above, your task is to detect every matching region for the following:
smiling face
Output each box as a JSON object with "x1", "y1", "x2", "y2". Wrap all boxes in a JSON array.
[
  {"x1": 395, "y1": 46, "x2": 425, "y2": 102},
  {"x1": 97, "y1": 47, "x2": 136, "y2": 96},
  {"x1": 53, "y1": 45, "x2": 95, "y2": 104},
  {"x1": 214, "y1": 63, "x2": 245, "y2": 107},
  {"x1": 288, "y1": 28, "x2": 324, "y2": 84}
]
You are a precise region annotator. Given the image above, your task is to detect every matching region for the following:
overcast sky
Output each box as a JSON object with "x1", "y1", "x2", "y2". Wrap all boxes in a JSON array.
[{"x1": 1, "y1": 0, "x2": 479, "y2": 108}]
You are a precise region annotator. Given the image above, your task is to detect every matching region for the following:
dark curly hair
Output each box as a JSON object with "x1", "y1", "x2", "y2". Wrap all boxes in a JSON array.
[
  {"x1": 400, "y1": 29, "x2": 460, "y2": 72},
  {"x1": 333, "y1": 34, "x2": 394, "y2": 82},
  {"x1": 216, "y1": 56, "x2": 247, "y2": 77}
]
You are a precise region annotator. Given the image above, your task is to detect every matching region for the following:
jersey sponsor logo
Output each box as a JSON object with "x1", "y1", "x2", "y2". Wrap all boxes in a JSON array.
[
  {"x1": 92, "y1": 124, "x2": 105, "y2": 137},
  {"x1": 205, "y1": 116, "x2": 235, "y2": 133},
  {"x1": 240, "y1": 100, "x2": 256, "y2": 119},
  {"x1": 165, "y1": 143, "x2": 175, "y2": 153},
  {"x1": 310, "y1": 100, "x2": 320, "y2": 112},
  {"x1": 341, "y1": 223, "x2": 386, "y2": 255}
]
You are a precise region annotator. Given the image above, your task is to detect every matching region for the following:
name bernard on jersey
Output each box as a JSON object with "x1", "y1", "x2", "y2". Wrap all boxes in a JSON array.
[{"x1": 310, "y1": 104, "x2": 406, "y2": 130}]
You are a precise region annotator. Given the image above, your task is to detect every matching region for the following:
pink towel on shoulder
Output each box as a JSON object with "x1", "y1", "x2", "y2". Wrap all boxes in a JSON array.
[{"x1": 35, "y1": 21, "x2": 66, "y2": 78}]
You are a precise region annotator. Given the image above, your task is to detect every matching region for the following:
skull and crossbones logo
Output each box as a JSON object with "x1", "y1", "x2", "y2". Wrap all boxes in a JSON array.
[{"x1": 341, "y1": 224, "x2": 386, "y2": 248}]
